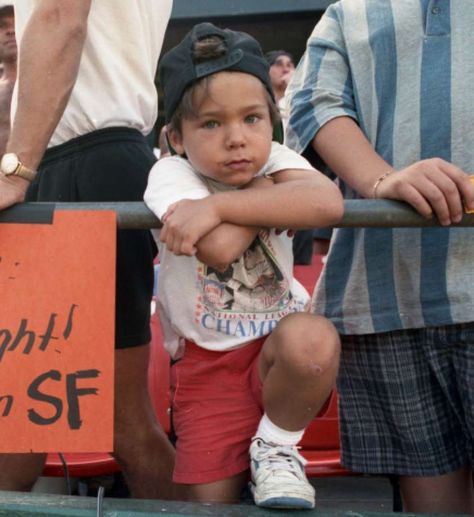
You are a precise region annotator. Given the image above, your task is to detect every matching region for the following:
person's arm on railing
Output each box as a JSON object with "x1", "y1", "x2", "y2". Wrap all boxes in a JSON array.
[
  {"x1": 159, "y1": 168, "x2": 343, "y2": 257},
  {"x1": 312, "y1": 116, "x2": 474, "y2": 227},
  {"x1": 0, "y1": 1, "x2": 92, "y2": 210}
]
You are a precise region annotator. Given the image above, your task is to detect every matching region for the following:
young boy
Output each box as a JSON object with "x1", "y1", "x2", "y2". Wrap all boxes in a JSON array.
[
  {"x1": 286, "y1": 1, "x2": 474, "y2": 514},
  {"x1": 144, "y1": 23, "x2": 343, "y2": 508}
]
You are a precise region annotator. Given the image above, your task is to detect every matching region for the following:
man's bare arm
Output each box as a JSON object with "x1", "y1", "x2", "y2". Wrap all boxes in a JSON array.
[
  {"x1": 8, "y1": 0, "x2": 92, "y2": 169},
  {"x1": 312, "y1": 116, "x2": 474, "y2": 226},
  {"x1": 0, "y1": 0, "x2": 91, "y2": 210}
]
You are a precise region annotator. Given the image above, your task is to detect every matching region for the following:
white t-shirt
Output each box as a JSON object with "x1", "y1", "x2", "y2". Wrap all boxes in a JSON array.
[
  {"x1": 13, "y1": 0, "x2": 172, "y2": 147},
  {"x1": 145, "y1": 142, "x2": 315, "y2": 358}
]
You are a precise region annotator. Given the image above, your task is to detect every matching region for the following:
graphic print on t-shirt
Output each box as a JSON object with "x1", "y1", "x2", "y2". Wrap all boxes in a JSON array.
[{"x1": 195, "y1": 230, "x2": 304, "y2": 338}]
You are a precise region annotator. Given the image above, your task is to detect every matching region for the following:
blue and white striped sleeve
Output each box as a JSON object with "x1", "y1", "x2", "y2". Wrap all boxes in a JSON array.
[{"x1": 285, "y1": 3, "x2": 358, "y2": 154}]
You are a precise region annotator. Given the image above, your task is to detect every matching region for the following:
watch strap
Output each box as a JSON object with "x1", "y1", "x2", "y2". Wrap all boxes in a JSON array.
[{"x1": 13, "y1": 163, "x2": 36, "y2": 182}]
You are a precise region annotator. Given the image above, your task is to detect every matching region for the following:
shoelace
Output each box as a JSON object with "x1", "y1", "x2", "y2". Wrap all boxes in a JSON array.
[{"x1": 254, "y1": 441, "x2": 308, "y2": 477}]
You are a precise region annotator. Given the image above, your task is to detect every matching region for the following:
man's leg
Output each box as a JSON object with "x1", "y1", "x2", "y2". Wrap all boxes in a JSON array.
[
  {"x1": 113, "y1": 344, "x2": 176, "y2": 499},
  {"x1": 400, "y1": 465, "x2": 474, "y2": 514},
  {"x1": 0, "y1": 453, "x2": 46, "y2": 491},
  {"x1": 184, "y1": 471, "x2": 249, "y2": 503}
]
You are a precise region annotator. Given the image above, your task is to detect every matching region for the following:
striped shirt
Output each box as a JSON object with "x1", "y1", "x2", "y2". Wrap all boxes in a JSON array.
[{"x1": 286, "y1": 0, "x2": 474, "y2": 335}]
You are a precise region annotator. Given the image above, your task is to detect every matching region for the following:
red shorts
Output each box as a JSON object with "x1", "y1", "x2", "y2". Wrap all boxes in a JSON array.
[{"x1": 171, "y1": 338, "x2": 265, "y2": 484}]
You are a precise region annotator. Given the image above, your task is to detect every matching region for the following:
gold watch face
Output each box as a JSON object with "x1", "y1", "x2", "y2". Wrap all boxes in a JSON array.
[{"x1": 1, "y1": 153, "x2": 19, "y2": 175}]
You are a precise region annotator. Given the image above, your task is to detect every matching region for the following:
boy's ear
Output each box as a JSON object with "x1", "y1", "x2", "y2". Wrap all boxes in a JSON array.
[{"x1": 167, "y1": 128, "x2": 185, "y2": 156}]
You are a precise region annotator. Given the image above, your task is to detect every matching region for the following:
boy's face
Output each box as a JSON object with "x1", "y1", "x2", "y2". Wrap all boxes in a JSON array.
[{"x1": 169, "y1": 71, "x2": 273, "y2": 187}]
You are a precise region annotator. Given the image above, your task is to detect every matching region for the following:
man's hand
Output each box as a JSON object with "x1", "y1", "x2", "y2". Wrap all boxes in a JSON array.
[
  {"x1": 376, "y1": 158, "x2": 474, "y2": 226},
  {"x1": 160, "y1": 197, "x2": 222, "y2": 256},
  {"x1": 0, "y1": 174, "x2": 28, "y2": 210}
]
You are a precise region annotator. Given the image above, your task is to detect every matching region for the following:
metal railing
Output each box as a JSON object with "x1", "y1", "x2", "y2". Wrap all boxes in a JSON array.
[{"x1": 1, "y1": 200, "x2": 474, "y2": 229}]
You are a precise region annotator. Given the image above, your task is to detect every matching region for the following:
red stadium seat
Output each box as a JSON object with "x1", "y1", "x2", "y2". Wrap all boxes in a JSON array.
[
  {"x1": 293, "y1": 254, "x2": 324, "y2": 296},
  {"x1": 294, "y1": 255, "x2": 351, "y2": 477},
  {"x1": 299, "y1": 390, "x2": 351, "y2": 477},
  {"x1": 42, "y1": 452, "x2": 119, "y2": 478}
]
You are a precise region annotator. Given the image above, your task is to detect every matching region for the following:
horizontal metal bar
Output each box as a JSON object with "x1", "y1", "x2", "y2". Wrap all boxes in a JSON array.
[{"x1": 0, "y1": 200, "x2": 473, "y2": 229}]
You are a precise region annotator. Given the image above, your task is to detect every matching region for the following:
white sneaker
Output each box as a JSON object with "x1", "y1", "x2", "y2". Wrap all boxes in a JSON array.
[{"x1": 249, "y1": 438, "x2": 315, "y2": 509}]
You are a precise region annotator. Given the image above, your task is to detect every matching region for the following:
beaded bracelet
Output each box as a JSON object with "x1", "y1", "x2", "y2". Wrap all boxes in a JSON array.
[{"x1": 372, "y1": 169, "x2": 394, "y2": 199}]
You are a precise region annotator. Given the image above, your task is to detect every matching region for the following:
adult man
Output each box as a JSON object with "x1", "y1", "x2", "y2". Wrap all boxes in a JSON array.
[
  {"x1": 0, "y1": 0, "x2": 176, "y2": 499},
  {"x1": 0, "y1": 1, "x2": 16, "y2": 155}
]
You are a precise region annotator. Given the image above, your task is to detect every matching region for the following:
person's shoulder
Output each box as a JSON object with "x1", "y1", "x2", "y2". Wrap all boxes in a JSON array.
[
  {"x1": 323, "y1": 0, "x2": 370, "y2": 20},
  {"x1": 334, "y1": 0, "x2": 370, "y2": 9},
  {"x1": 148, "y1": 155, "x2": 204, "y2": 187},
  {"x1": 259, "y1": 142, "x2": 314, "y2": 176},
  {"x1": 269, "y1": 141, "x2": 309, "y2": 161},
  {"x1": 152, "y1": 155, "x2": 195, "y2": 174}
]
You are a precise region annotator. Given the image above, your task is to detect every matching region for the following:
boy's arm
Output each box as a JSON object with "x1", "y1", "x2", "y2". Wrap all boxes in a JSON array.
[
  {"x1": 312, "y1": 116, "x2": 474, "y2": 226},
  {"x1": 160, "y1": 168, "x2": 343, "y2": 257},
  {"x1": 145, "y1": 157, "x2": 267, "y2": 269},
  {"x1": 193, "y1": 176, "x2": 273, "y2": 271}
]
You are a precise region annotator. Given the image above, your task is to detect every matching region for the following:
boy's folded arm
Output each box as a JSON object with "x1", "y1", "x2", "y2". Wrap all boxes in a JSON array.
[
  {"x1": 312, "y1": 116, "x2": 474, "y2": 226},
  {"x1": 213, "y1": 168, "x2": 344, "y2": 230},
  {"x1": 193, "y1": 176, "x2": 274, "y2": 269},
  {"x1": 159, "y1": 167, "x2": 343, "y2": 257},
  {"x1": 195, "y1": 223, "x2": 260, "y2": 271}
]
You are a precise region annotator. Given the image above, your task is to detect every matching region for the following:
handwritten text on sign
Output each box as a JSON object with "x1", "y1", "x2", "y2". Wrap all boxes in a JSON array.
[{"x1": 0, "y1": 211, "x2": 116, "y2": 452}]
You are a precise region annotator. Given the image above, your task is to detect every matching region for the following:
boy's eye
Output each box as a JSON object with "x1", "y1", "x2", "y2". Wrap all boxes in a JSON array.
[
  {"x1": 245, "y1": 115, "x2": 260, "y2": 124},
  {"x1": 202, "y1": 120, "x2": 219, "y2": 129}
]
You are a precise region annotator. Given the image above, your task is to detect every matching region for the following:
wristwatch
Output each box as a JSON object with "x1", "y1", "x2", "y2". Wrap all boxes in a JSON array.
[{"x1": 0, "y1": 153, "x2": 36, "y2": 182}]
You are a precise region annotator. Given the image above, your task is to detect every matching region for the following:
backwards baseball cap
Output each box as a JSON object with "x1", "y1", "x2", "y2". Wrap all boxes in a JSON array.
[{"x1": 159, "y1": 22, "x2": 282, "y2": 142}]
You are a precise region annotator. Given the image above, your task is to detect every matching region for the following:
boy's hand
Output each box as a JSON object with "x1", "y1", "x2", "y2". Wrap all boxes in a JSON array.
[
  {"x1": 375, "y1": 158, "x2": 474, "y2": 226},
  {"x1": 160, "y1": 197, "x2": 221, "y2": 256}
]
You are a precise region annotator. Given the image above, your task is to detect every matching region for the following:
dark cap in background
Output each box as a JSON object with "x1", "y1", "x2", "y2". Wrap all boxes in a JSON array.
[{"x1": 265, "y1": 50, "x2": 294, "y2": 67}]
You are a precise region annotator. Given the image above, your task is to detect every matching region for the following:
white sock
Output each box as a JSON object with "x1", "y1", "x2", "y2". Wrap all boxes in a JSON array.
[{"x1": 254, "y1": 413, "x2": 305, "y2": 446}]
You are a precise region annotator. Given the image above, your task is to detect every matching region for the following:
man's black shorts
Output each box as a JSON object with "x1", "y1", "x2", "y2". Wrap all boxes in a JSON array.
[{"x1": 26, "y1": 127, "x2": 157, "y2": 349}]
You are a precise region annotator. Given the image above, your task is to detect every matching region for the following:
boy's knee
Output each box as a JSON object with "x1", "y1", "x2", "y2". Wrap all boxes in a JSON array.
[{"x1": 271, "y1": 313, "x2": 340, "y2": 372}]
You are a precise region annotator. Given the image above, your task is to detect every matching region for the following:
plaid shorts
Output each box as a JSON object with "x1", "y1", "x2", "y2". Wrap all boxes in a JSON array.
[{"x1": 338, "y1": 322, "x2": 474, "y2": 476}]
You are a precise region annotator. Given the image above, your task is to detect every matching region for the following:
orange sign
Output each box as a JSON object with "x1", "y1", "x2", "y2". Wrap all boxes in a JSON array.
[{"x1": 0, "y1": 211, "x2": 116, "y2": 452}]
